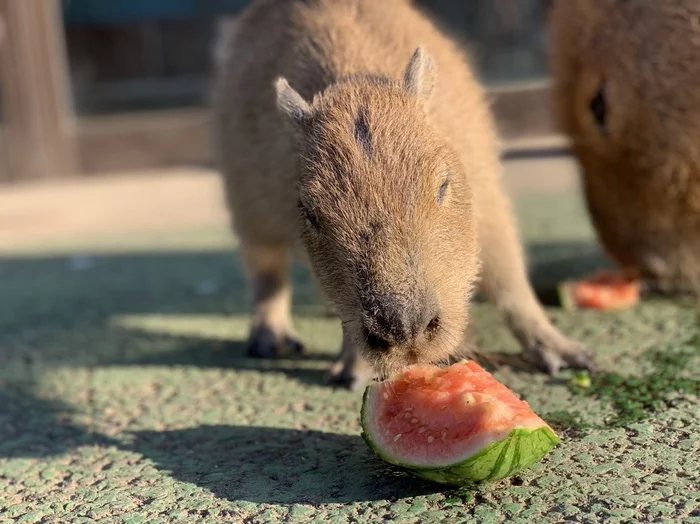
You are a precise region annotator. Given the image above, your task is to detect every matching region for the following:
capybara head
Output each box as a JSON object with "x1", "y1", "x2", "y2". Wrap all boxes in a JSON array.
[
  {"x1": 549, "y1": 0, "x2": 700, "y2": 293},
  {"x1": 275, "y1": 48, "x2": 479, "y2": 375}
]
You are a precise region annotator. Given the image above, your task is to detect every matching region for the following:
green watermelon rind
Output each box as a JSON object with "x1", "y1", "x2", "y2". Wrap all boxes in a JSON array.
[
  {"x1": 361, "y1": 388, "x2": 560, "y2": 487},
  {"x1": 558, "y1": 281, "x2": 578, "y2": 312}
]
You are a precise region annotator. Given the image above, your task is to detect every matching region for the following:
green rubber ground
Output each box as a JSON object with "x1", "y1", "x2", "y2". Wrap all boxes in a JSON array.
[{"x1": 1, "y1": 189, "x2": 698, "y2": 523}]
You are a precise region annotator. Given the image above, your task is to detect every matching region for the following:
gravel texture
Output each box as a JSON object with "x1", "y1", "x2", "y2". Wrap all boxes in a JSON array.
[{"x1": 1, "y1": 186, "x2": 698, "y2": 523}]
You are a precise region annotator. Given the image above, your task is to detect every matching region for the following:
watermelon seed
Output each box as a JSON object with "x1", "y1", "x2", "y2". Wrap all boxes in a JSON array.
[
  {"x1": 418, "y1": 427, "x2": 427, "y2": 433},
  {"x1": 411, "y1": 418, "x2": 419, "y2": 424},
  {"x1": 404, "y1": 412, "x2": 412, "y2": 419},
  {"x1": 394, "y1": 433, "x2": 402, "y2": 442},
  {"x1": 427, "y1": 436, "x2": 435, "y2": 443},
  {"x1": 462, "y1": 393, "x2": 475, "y2": 405}
]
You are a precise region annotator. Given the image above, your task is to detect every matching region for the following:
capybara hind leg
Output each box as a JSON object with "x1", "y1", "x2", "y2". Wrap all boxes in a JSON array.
[
  {"x1": 477, "y1": 192, "x2": 596, "y2": 374},
  {"x1": 241, "y1": 243, "x2": 304, "y2": 358},
  {"x1": 324, "y1": 332, "x2": 376, "y2": 392}
]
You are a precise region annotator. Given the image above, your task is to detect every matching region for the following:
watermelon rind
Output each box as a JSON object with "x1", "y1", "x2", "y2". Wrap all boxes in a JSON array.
[
  {"x1": 557, "y1": 275, "x2": 641, "y2": 312},
  {"x1": 361, "y1": 388, "x2": 560, "y2": 486},
  {"x1": 558, "y1": 281, "x2": 578, "y2": 312}
]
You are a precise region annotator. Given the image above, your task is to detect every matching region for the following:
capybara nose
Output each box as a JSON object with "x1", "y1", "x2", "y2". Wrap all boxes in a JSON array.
[{"x1": 362, "y1": 294, "x2": 440, "y2": 350}]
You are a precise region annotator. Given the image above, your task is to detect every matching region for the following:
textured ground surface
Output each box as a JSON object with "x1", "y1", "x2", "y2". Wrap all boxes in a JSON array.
[{"x1": 1, "y1": 164, "x2": 698, "y2": 523}]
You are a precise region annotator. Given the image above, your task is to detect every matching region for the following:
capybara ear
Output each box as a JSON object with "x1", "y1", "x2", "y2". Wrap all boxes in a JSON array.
[
  {"x1": 275, "y1": 77, "x2": 312, "y2": 129},
  {"x1": 403, "y1": 47, "x2": 436, "y2": 101}
]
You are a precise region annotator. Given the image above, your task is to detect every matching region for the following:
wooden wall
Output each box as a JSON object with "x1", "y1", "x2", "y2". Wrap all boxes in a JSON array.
[{"x1": 0, "y1": 0, "x2": 77, "y2": 182}]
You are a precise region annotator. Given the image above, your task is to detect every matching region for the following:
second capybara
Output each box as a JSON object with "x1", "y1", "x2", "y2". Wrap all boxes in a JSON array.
[
  {"x1": 212, "y1": 0, "x2": 593, "y2": 390},
  {"x1": 549, "y1": 0, "x2": 700, "y2": 294}
]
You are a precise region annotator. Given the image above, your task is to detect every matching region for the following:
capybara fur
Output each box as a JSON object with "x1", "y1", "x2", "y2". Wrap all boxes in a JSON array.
[
  {"x1": 213, "y1": 0, "x2": 593, "y2": 390},
  {"x1": 549, "y1": 0, "x2": 700, "y2": 294}
]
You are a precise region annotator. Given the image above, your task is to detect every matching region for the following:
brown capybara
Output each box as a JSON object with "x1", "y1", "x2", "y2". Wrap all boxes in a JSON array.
[
  {"x1": 549, "y1": 0, "x2": 700, "y2": 294},
  {"x1": 212, "y1": 0, "x2": 593, "y2": 391}
]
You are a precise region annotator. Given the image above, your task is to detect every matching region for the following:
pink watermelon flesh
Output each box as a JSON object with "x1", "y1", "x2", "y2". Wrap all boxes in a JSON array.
[{"x1": 361, "y1": 360, "x2": 559, "y2": 485}]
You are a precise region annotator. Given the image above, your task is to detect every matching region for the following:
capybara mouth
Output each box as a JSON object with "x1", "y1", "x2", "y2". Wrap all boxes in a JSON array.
[{"x1": 363, "y1": 343, "x2": 443, "y2": 380}]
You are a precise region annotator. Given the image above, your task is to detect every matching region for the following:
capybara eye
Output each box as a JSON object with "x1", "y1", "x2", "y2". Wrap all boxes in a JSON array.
[
  {"x1": 297, "y1": 200, "x2": 320, "y2": 232},
  {"x1": 437, "y1": 179, "x2": 450, "y2": 204},
  {"x1": 589, "y1": 85, "x2": 607, "y2": 135}
]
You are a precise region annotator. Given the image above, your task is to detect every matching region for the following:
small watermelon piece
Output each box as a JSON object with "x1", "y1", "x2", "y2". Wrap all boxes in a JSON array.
[
  {"x1": 360, "y1": 361, "x2": 559, "y2": 486},
  {"x1": 558, "y1": 270, "x2": 641, "y2": 311}
]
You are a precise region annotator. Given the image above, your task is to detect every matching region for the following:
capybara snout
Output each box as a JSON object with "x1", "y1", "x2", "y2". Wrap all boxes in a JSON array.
[{"x1": 360, "y1": 291, "x2": 441, "y2": 350}]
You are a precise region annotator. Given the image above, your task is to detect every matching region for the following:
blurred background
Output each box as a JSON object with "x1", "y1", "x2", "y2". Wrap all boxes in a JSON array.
[{"x1": 0, "y1": 0, "x2": 556, "y2": 183}]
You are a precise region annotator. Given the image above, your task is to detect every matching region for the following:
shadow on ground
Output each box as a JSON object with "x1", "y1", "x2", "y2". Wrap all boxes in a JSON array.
[
  {"x1": 526, "y1": 240, "x2": 610, "y2": 306},
  {"x1": 0, "y1": 249, "x2": 333, "y2": 373},
  {"x1": 128, "y1": 424, "x2": 438, "y2": 505},
  {"x1": 114, "y1": 337, "x2": 335, "y2": 386},
  {"x1": 0, "y1": 239, "x2": 606, "y2": 330},
  {"x1": 0, "y1": 239, "x2": 606, "y2": 337},
  {"x1": 0, "y1": 387, "x2": 118, "y2": 459},
  {"x1": 0, "y1": 240, "x2": 609, "y2": 384},
  {"x1": 0, "y1": 249, "x2": 322, "y2": 336},
  {"x1": 0, "y1": 388, "x2": 435, "y2": 504}
]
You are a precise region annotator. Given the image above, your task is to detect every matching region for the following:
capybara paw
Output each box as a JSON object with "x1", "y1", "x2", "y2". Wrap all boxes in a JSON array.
[
  {"x1": 324, "y1": 354, "x2": 376, "y2": 392},
  {"x1": 246, "y1": 325, "x2": 305, "y2": 359},
  {"x1": 525, "y1": 335, "x2": 596, "y2": 376}
]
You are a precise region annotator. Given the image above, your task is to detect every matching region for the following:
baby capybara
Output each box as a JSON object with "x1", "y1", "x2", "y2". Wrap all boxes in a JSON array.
[
  {"x1": 213, "y1": 0, "x2": 593, "y2": 390},
  {"x1": 549, "y1": 0, "x2": 700, "y2": 294}
]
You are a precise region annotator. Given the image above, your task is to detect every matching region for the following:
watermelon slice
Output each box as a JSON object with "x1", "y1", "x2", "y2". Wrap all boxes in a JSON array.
[
  {"x1": 360, "y1": 361, "x2": 559, "y2": 486},
  {"x1": 558, "y1": 270, "x2": 641, "y2": 311}
]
